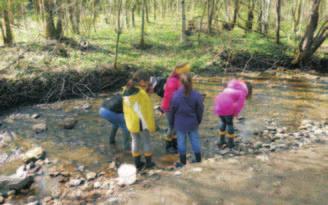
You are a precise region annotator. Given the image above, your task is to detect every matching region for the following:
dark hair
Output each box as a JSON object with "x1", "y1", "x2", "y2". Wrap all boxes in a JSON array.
[
  {"x1": 180, "y1": 73, "x2": 193, "y2": 96},
  {"x1": 127, "y1": 70, "x2": 150, "y2": 88},
  {"x1": 246, "y1": 81, "x2": 253, "y2": 99}
]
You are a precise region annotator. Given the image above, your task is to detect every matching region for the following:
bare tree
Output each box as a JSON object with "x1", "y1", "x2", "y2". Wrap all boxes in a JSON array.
[
  {"x1": 275, "y1": 0, "x2": 281, "y2": 44},
  {"x1": 292, "y1": 0, "x2": 328, "y2": 65},
  {"x1": 0, "y1": 0, "x2": 14, "y2": 45},
  {"x1": 140, "y1": 0, "x2": 146, "y2": 47},
  {"x1": 114, "y1": 0, "x2": 123, "y2": 69},
  {"x1": 246, "y1": 0, "x2": 255, "y2": 32},
  {"x1": 181, "y1": 0, "x2": 187, "y2": 43}
]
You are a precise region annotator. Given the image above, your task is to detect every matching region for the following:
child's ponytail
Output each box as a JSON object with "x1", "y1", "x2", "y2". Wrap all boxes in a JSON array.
[{"x1": 180, "y1": 73, "x2": 193, "y2": 96}]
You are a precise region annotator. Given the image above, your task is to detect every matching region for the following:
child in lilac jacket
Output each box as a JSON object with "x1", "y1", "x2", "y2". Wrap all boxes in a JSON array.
[
  {"x1": 214, "y1": 80, "x2": 252, "y2": 149},
  {"x1": 170, "y1": 73, "x2": 204, "y2": 167}
]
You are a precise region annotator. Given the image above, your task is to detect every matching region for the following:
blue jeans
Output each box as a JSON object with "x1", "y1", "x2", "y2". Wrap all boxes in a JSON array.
[
  {"x1": 176, "y1": 129, "x2": 201, "y2": 155},
  {"x1": 99, "y1": 107, "x2": 130, "y2": 150}
]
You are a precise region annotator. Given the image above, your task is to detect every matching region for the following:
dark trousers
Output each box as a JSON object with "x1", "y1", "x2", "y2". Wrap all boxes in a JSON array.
[{"x1": 219, "y1": 116, "x2": 234, "y2": 137}]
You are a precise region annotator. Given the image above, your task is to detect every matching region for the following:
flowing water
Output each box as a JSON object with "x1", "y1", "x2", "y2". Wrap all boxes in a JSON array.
[{"x1": 1, "y1": 71, "x2": 328, "y2": 174}]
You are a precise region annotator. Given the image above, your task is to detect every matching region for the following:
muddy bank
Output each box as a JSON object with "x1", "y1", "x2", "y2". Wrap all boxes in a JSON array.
[
  {"x1": 0, "y1": 119, "x2": 327, "y2": 204},
  {"x1": 0, "y1": 65, "x2": 136, "y2": 112}
]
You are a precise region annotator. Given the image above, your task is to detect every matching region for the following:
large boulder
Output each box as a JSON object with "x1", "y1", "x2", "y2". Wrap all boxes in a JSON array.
[
  {"x1": 23, "y1": 147, "x2": 46, "y2": 163},
  {"x1": 0, "y1": 175, "x2": 34, "y2": 194}
]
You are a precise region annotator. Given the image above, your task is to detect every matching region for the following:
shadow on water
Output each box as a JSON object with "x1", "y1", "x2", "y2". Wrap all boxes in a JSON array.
[{"x1": 0, "y1": 72, "x2": 327, "y2": 172}]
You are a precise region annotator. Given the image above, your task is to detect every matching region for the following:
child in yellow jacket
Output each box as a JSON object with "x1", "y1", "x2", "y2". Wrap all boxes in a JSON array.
[{"x1": 123, "y1": 70, "x2": 156, "y2": 170}]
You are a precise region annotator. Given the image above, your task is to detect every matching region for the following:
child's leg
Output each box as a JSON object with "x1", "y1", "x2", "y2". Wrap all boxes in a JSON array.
[
  {"x1": 142, "y1": 130, "x2": 155, "y2": 168},
  {"x1": 131, "y1": 133, "x2": 144, "y2": 169},
  {"x1": 118, "y1": 114, "x2": 130, "y2": 150},
  {"x1": 189, "y1": 130, "x2": 201, "y2": 163},
  {"x1": 109, "y1": 125, "x2": 119, "y2": 144},
  {"x1": 176, "y1": 131, "x2": 187, "y2": 165},
  {"x1": 165, "y1": 112, "x2": 176, "y2": 153},
  {"x1": 99, "y1": 107, "x2": 119, "y2": 144},
  {"x1": 225, "y1": 116, "x2": 235, "y2": 149},
  {"x1": 219, "y1": 116, "x2": 227, "y2": 146}
]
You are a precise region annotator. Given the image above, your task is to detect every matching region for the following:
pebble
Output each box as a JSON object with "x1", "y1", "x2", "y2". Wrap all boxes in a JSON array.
[
  {"x1": 0, "y1": 196, "x2": 4, "y2": 203},
  {"x1": 107, "y1": 197, "x2": 119, "y2": 205},
  {"x1": 32, "y1": 123, "x2": 47, "y2": 133},
  {"x1": 86, "y1": 172, "x2": 97, "y2": 181},
  {"x1": 26, "y1": 201, "x2": 39, "y2": 205},
  {"x1": 191, "y1": 167, "x2": 203, "y2": 173},
  {"x1": 94, "y1": 182, "x2": 102, "y2": 189},
  {"x1": 69, "y1": 178, "x2": 84, "y2": 187},
  {"x1": 174, "y1": 171, "x2": 182, "y2": 176},
  {"x1": 27, "y1": 196, "x2": 37, "y2": 203},
  {"x1": 42, "y1": 196, "x2": 53, "y2": 203},
  {"x1": 256, "y1": 155, "x2": 269, "y2": 162},
  {"x1": 31, "y1": 113, "x2": 40, "y2": 119}
]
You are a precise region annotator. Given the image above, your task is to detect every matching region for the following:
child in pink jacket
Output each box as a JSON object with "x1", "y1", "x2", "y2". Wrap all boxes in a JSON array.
[
  {"x1": 214, "y1": 80, "x2": 252, "y2": 150},
  {"x1": 161, "y1": 63, "x2": 190, "y2": 153}
]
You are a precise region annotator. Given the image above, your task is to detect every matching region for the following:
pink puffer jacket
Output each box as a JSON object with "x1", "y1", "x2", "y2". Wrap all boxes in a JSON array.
[
  {"x1": 161, "y1": 74, "x2": 181, "y2": 112},
  {"x1": 214, "y1": 80, "x2": 249, "y2": 117}
]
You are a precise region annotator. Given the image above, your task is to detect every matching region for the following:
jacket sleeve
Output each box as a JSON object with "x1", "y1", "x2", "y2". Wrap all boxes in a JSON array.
[
  {"x1": 232, "y1": 92, "x2": 246, "y2": 117},
  {"x1": 161, "y1": 78, "x2": 179, "y2": 112},
  {"x1": 196, "y1": 94, "x2": 204, "y2": 124},
  {"x1": 169, "y1": 97, "x2": 177, "y2": 129}
]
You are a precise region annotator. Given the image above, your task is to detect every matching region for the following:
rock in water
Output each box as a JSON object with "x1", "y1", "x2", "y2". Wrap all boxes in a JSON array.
[
  {"x1": 0, "y1": 195, "x2": 4, "y2": 203},
  {"x1": 69, "y1": 178, "x2": 84, "y2": 187},
  {"x1": 23, "y1": 147, "x2": 46, "y2": 163},
  {"x1": 31, "y1": 113, "x2": 40, "y2": 119},
  {"x1": 0, "y1": 175, "x2": 34, "y2": 193},
  {"x1": 58, "y1": 118, "x2": 78, "y2": 129},
  {"x1": 32, "y1": 123, "x2": 47, "y2": 134},
  {"x1": 86, "y1": 172, "x2": 97, "y2": 181}
]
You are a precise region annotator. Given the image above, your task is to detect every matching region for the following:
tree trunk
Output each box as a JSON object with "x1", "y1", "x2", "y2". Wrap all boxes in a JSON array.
[
  {"x1": 44, "y1": 0, "x2": 57, "y2": 39},
  {"x1": 181, "y1": 0, "x2": 187, "y2": 44},
  {"x1": 114, "y1": 0, "x2": 123, "y2": 69},
  {"x1": 1, "y1": 6, "x2": 14, "y2": 45},
  {"x1": 69, "y1": 0, "x2": 81, "y2": 34},
  {"x1": 292, "y1": 0, "x2": 328, "y2": 65},
  {"x1": 145, "y1": 0, "x2": 150, "y2": 23},
  {"x1": 275, "y1": 0, "x2": 281, "y2": 44},
  {"x1": 132, "y1": 3, "x2": 136, "y2": 27},
  {"x1": 246, "y1": 0, "x2": 255, "y2": 32},
  {"x1": 231, "y1": 0, "x2": 239, "y2": 29},
  {"x1": 153, "y1": 0, "x2": 157, "y2": 20},
  {"x1": 292, "y1": 0, "x2": 303, "y2": 37},
  {"x1": 140, "y1": 0, "x2": 146, "y2": 47},
  {"x1": 207, "y1": 0, "x2": 215, "y2": 33},
  {"x1": 56, "y1": 0, "x2": 64, "y2": 40},
  {"x1": 260, "y1": 0, "x2": 271, "y2": 35}
]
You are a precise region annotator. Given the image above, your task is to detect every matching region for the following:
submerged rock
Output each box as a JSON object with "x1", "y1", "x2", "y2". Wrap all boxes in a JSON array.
[
  {"x1": 0, "y1": 131, "x2": 15, "y2": 148},
  {"x1": 0, "y1": 175, "x2": 34, "y2": 194},
  {"x1": 32, "y1": 123, "x2": 47, "y2": 134},
  {"x1": 58, "y1": 118, "x2": 78, "y2": 129},
  {"x1": 23, "y1": 147, "x2": 46, "y2": 163}
]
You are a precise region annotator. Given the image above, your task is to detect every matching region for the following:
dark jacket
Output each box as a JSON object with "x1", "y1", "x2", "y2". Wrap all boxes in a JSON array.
[
  {"x1": 102, "y1": 94, "x2": 123, "y2": 113},
  {"x1": 169, "y1": 88, "x2": 204, "y2": 132}
]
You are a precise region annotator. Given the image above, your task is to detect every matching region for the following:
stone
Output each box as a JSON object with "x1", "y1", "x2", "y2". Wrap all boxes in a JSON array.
[
  {"x1": 16, "y1": 165, "x2": 27, "y2": 178},
  {"x1": 174, "y1": 171, "x2": 182, "y2": 176},
  {"x1": 254, "y1": 141, "x2": 263, "y2": 149},
  {"x1": 23, "y1": 147, "x2": 46, "y2": 163},
  {"x1": 0, "y1": 196, "x2": 4, "y2": 204},
  {"x1": 31, "y1": 113, "x2": 40, "y2": 119},
  {"x1": 0, "y1": 175, "x2": 33, "y2": 193},
  {"x1": 32, "y1": 123, "x2": 47, "y2": 134},
  {"x1": 191, "y1": 167, "x2": 203, "y2": 173},
  {"x1": 256, "y1": 155, "x2": 269, "y2": 162},
  {"x1": 58, "y1": 118, "x2": 78, "y2": 129},
  {"x1": 219, "y1": 149, "x2": 230, "y2": 155},
  {"x1": 69, "y1": 178, "x2": 84, "y2": 187},
  {"x1": 94, "y1": 182, "x2": 101, "y2": 189},
  {"x1": 27, "y1": 196, "x2": 37, "y2": 203},
  {"x1": 42, "y1": 196, "x2": 53, "y2": 203},
  {"x1": 86, "y1": 172, "x2": 97, "y2": 181},
  {"x1": 106, "y1": 197, "x2": 119, "y2": 205},
  {"x1": 77, "y1": 165, "x2": 85, "y2": 172}
]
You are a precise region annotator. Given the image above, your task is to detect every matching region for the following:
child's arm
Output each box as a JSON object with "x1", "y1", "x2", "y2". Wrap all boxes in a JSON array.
[
  {"x1": 169, "y1": 98, "x2": 177, "y2": 128},
  {"x1": 232, "y1": 93, "x2": 246, "y2": 117}
]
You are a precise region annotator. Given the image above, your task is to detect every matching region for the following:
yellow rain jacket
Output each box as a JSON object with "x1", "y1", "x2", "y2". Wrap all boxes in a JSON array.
[{"x1": 123, "y1": 87, "x2": 156, "y2": 133}]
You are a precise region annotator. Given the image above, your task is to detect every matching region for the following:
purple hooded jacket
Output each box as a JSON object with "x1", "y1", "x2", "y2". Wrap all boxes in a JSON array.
[{"x1": 169, "y1": 88, "x2": 204, "y2": 133}]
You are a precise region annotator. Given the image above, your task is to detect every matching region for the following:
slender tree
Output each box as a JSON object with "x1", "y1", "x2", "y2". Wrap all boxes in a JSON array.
[
  {"x1": 140, "y1": 0, "x2": 146, "y2": 47},
  {"x1": 180, "y1": 0, "x2": 187, "y2": 43},
  {"x1": 0, "y1": 0, "x2": 14, "y2": 45},
  {"x1": 275, "y1": 0, "x2": 281, "y2": 44},
  {"x1": 114, "y1": 0, "x2": 123, "y2": 69}
]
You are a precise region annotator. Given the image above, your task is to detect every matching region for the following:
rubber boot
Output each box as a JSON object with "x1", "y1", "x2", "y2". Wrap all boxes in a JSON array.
[
  {"x1": 176, "y1": 154, "x2": 186, "y2": 168},
  {"x1": 145, "y1": 156, "x2": 156, "y2": 169},
  {"x1": 228, "y1": 137, "x2": 235, "y2": 150},
  {"x1": 218, "y1": 136, "x2": 227, "y2": 148},
  {"x1": 171, "y1": 138, "x2": 178, "y2": 153},
  {"x1": 134, "y1": 156, "x2": 145, "y2": 171},
  {"x1": 194, "y1": 153, "x2": 202, "y2": 163},
  {"x1": 165, "y1": 140, "x2": 176, "y2": 154}
]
